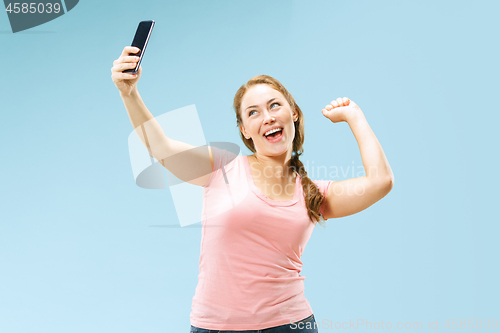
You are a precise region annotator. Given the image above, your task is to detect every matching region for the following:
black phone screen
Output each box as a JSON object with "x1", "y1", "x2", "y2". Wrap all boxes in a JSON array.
[{"x1": 123, "y1": 20, "x2": 155, "y2": 74}]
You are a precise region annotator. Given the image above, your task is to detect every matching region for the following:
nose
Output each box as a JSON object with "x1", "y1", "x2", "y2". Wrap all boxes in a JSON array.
[{"x1": 262, "y1": 110, "x2": 275, "y2": 125}]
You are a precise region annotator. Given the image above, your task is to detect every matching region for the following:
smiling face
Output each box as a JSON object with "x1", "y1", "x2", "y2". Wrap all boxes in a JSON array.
[{"x1": 239, "y1": 84, "x2": 298, "y2": 157}]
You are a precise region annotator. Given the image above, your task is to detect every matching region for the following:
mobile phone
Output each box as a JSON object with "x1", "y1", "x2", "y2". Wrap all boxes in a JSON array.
[{"x1": 123, "y1": 20, "x2": 155, "y2": 74}]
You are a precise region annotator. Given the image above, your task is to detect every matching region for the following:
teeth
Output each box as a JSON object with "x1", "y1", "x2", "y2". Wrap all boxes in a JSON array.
[{"x1": 265, "y1": 128, "x2": 282, "y2": 136}]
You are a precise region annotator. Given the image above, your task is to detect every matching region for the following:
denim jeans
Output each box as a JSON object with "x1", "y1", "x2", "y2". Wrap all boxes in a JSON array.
[{"x1": 190, "y1": 313, "x2": 318, "y2": 333}]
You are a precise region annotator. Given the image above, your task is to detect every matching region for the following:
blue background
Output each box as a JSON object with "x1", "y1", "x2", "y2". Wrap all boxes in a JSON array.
[{"x1": 1, "y1": 0, "x2": 499, "y2": 332}]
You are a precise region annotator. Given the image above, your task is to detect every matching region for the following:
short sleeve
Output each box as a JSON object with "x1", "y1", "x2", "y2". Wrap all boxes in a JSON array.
[
  {"x1": 312, "y1": 180, "x2": 334, "y2": 221},
  {"x1": 202, "y1": 147, "x2": 238, "y2": 188}
]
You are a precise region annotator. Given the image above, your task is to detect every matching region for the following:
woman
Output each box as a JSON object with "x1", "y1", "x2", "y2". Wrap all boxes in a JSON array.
[{"x1": 112, "y1": 46, "x2": 394, "y2": 333}]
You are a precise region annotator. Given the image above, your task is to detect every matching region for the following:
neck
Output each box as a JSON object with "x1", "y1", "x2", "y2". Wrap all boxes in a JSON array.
[{"x1": 252, "y1": 151, "x2": 295, "y2": 179}]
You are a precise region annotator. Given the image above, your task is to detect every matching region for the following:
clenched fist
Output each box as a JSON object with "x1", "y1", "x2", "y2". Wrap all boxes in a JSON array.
[{"x1": 321, "y1": 97, "x2": 362, "y2": 123}]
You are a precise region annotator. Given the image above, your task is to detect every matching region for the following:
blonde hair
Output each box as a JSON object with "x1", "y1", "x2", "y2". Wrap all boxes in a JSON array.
[{"x1": 233, "y1": 75, "x2": 326, "y2": 226}]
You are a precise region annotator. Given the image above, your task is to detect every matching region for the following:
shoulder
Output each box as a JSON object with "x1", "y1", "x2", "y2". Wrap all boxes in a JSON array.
[
  {"x1": 207, "y1": 146, "x2": 244, "y2": 174},
  {"x1": 311, "y1": 179, "x2": 334, "y2": 195}
]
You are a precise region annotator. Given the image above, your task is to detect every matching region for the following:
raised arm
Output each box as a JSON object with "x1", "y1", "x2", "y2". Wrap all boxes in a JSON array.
[
  {"x1": 111, "y1": 46, "x2": 213, "y2": 186},
  {"x1": 320, "y1": 97, "x2": 394, "y2": 219}
]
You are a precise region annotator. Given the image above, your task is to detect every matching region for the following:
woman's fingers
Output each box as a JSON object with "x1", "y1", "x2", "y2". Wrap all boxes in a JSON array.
[
  {"x1": 121, "y1": 46, "x2": 141, "y2": 58},
  {"x1": 111, "y1": 61, "x2": 136, "y2": 73},
  {"x1": 115, "y1": 72, "x2": 137, "y2": 79},
  {"x1": 112, "y1": 46, "x2": 140, "y2": 75},
  {"x1": 119, "y1": 62, "x2": 136, "y2": 70},
  {"x1": 112, "y1": 70, "x2": 136, "y2": 79},
  {"x1": 111, "y1": 62, "x2": 138, "y2": 80},
  {"x1": 111, "y1": 47, "x2": 142, "y2": 96},
  {"x1": 329, "y1": 97, "x2": 351, "y2": 108},
  {"x1": 113, "y1": 55, "x2": 139, "y2": 67},
  {"x1": 124, "y1": 55, "x2": 140, "y2": 62},
  {"x1": 325, "y1": 104, "x2": 333, "y2": 111},
  {"x1": 111, "y1": 54, "x2": 139, "y2": 75}
]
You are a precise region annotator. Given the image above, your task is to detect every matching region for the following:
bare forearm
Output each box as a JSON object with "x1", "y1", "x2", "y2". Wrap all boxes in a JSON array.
[
  {"x1": 120, "y1": 87, "x2": 153, "y2": 127},
  {"x1": 120, "y1": 87, "x2": 171, "y2": 159},
  {"x1": 346, "y1": 111, "x2": 394, "y2": 183}
]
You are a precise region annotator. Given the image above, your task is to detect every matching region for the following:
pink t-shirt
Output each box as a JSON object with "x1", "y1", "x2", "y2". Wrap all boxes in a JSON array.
[{"x1": 190, "y1": 147, "x2": 333, "y2": 331}]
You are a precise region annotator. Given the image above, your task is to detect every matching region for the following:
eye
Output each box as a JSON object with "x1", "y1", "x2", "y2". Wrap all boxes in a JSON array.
[
  {"x1": 249, "y1": 110, "x2": 256, "y2": 116},
  {"x1": 271, "y1": 102, "x2": 280, "y2": 108}
]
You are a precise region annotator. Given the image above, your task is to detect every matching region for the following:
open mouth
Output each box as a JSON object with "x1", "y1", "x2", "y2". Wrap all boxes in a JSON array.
[{"x1": 264, "y1": 128, "x2": 283, "y2": 142}]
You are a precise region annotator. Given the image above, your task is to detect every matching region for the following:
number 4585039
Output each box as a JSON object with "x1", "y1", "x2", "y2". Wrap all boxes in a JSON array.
[{"x1": 5, "y1": 2, "x2": 62, "y2": 14}]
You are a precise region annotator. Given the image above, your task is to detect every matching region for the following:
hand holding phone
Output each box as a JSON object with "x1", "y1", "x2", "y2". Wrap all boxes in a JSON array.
[
  {"x1": 111, "y1": 46, "x2": 143, "y2": 96},
  {"x1": 111, "y1": 20, "x2": 155, "y2": 96},
  {"x1": 123, "y1": 20, "x2": 155, "y2": 74}
]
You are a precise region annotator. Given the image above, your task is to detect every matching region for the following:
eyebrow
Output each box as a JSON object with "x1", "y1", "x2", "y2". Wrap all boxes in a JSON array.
[{"x1": 245, "y1": 98, "x2": 278, "y2": 111}]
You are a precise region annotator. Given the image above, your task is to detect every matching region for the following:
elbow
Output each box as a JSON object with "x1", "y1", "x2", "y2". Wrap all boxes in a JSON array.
[
  {"x1": 384, "y1": 176, "x2": 394, "y2": 192},
  {"x1": 370, "y1": 174, "x2": 394, "y2": 190},
  {"x1": 374, "y1": 175, "x2": 394, "y2": 195}
]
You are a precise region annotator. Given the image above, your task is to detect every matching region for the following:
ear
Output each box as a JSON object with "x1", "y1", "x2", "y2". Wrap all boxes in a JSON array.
[
  {"x1": 293, "y1": 110, "x2": 298, "y2": 122},
  {"x1": 240, "y1": 126, "x2": 250, "y2": 139}
]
